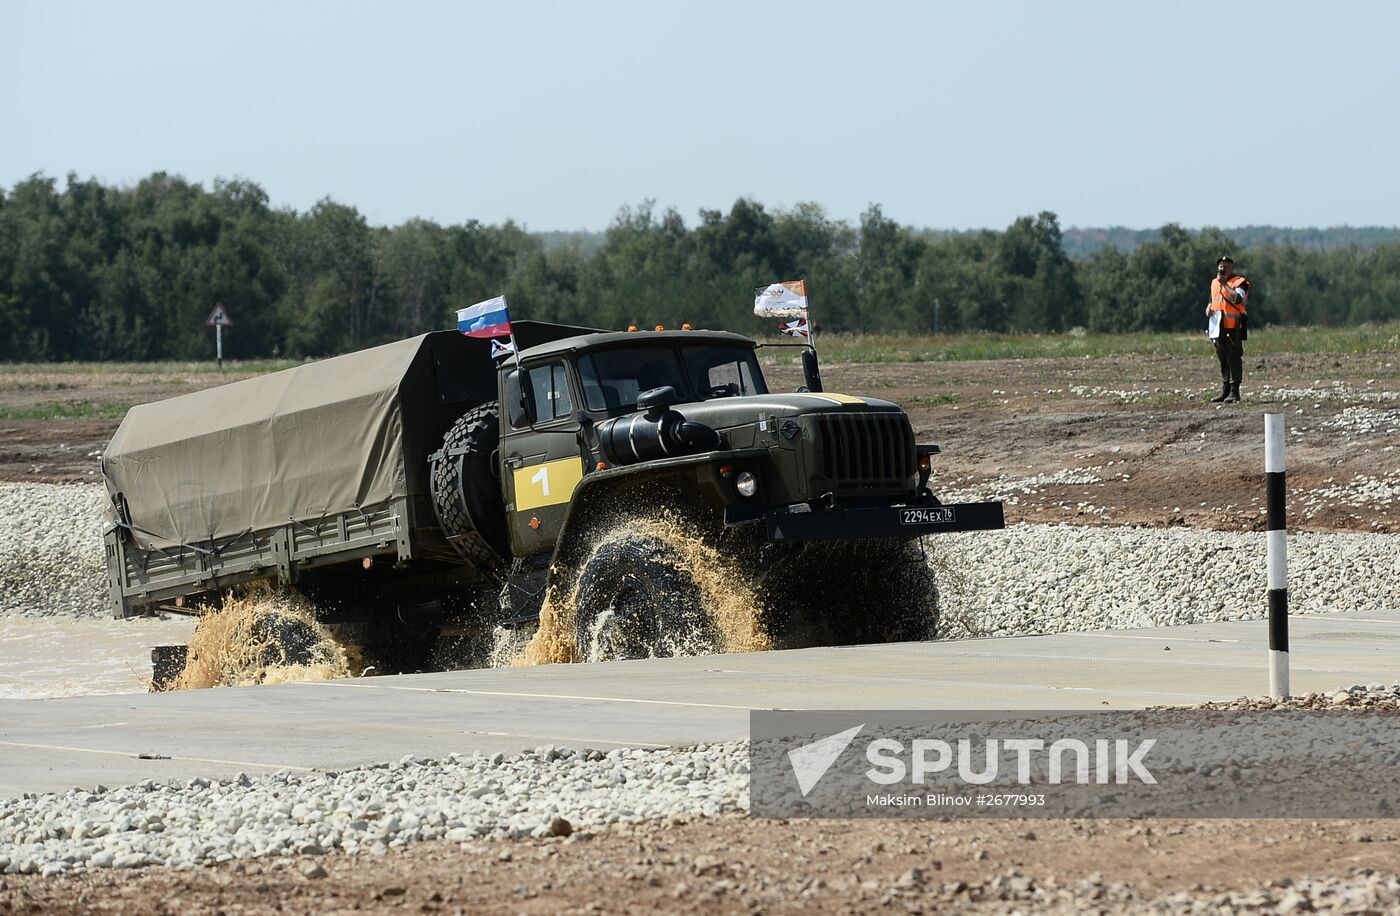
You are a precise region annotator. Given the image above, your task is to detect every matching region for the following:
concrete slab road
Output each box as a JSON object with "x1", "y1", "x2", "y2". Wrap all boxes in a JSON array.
[{"x1": 1, "y1": 610, "x2": 1396, "y2": 796}]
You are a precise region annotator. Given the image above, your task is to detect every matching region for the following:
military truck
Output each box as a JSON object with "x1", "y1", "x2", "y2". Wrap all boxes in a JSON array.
[{"x1": 102, "y1": 320, "x2": 1004, "y2": 679}]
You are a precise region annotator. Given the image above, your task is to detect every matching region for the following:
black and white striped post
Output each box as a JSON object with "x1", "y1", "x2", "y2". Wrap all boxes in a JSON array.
[{"x1": 1265, "y1": 412, "x2": 1289, "y2": 698}]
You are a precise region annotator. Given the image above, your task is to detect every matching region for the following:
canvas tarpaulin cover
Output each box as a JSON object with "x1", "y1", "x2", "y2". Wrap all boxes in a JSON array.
[{"x1": 103, "y1": 333, "x2": 487, "y2": 550}]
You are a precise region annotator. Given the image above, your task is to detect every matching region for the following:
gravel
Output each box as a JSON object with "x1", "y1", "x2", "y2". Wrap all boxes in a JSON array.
[
  {"x1": 932, "y1": 524, "x2": 1399, "y2": 639},
  {"x1": 0, "y1": 484, "x2": 109, "y2": 619},
  {"x1": 0, "y1": 744, "x2": 748, "y2": 876},
  {"x1": 909, "y1": 868, "x2": 1400, "y2": 914},
  {"x1": 6, "y1": 484, "x2": 1396, "y2": 641},
  {"x1": 1297, "y1": 471, "x2": 1400, "y2": 520},
  {"x1": 1188, "y1": 682, "x2": 1400, "y2": 711},
  {"x1": 1322, "y1": 405, "x2": 1400, "y2": 437}
]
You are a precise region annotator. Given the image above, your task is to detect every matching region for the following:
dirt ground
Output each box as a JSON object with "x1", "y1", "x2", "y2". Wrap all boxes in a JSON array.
[
  {"x1": 0, "y1": 366, "x2": 266, "y2": 487},
  {"x1": 3, "y1": 815, "x2": 1397, "y2": 914},
  {"x1": 5, "y1": 352, "x2": 1397, "y2": 533}
]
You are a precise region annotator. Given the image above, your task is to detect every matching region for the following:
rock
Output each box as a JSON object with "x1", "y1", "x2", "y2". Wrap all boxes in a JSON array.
[
  {"x1": 299, "y1": 860, "x2": 328, "y2": 879},
  {"x1": 545, "y1": 816, "x2": 573, "y2": 838},
  {"x1": 113, "y1": 853, "x2": 145, "y2": 869},
  {"x1": 692, "y1": 854, "x2": 723, "y2": 875},
  {"x1": 894, "y1": 867, "x2": 925, "y2": 889}
]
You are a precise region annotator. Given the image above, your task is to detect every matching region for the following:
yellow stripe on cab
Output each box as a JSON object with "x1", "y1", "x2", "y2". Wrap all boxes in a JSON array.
[{"x1": 803, "y1": 392, "x2": 866, "y2": 405}]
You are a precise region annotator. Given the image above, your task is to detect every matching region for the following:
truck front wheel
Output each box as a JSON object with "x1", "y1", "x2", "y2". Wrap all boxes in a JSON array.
[
  {"x1": 756, "y1": 538, "x2": 939, "y2": 647},
  {"x1": 572, "y1": 536, "x2": 720, "y2": 661}
]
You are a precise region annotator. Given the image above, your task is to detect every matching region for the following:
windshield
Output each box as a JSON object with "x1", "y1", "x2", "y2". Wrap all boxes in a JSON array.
[
  {"x1": 577, "y1": 343, "x2": 766, "y2": 412},
  {"x1": 680, "y1": 344, "x2": 766, "y2": 401}
]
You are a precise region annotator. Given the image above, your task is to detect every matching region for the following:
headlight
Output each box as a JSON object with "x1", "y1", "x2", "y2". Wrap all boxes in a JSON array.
[{"x1": 735, "y1": 471, "x2": 758, "y2": 498}]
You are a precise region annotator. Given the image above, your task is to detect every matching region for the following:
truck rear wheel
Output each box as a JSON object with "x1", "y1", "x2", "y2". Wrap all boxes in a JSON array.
[
  {"x1": 250, "y1": 612, "x2": 322, "y2": 667},
  {"x1": 573, "y1": 536, "x2": 721, "y2": 661},
  {"x1": 156, "y1": 595, "x2": 348, "y2": 691},
  {"x1": 430, "y1": 402, "x2": 509, "y2": 568}
]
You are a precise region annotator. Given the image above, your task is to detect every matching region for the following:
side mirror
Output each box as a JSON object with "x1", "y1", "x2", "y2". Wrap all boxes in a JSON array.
[
  {"x1": 801, "y1": 349, "x2": 824, "y2": 393},
  {"x1": 506, "y1": 369, "x2": 537, "y2": 427}
]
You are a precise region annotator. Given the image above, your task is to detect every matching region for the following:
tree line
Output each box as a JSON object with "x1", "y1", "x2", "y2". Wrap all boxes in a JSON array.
[
  {"x1": 1057, "y1": 225, "x2": 1400, "y2": 259},
  {"x1": 2, "y1": 172, "x2": 1398, "y2": 362}
]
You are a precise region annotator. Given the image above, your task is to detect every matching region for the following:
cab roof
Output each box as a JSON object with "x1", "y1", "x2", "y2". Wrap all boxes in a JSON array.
[{"x1": 517, "y1": 327, "x2": 757, "y2": 362}]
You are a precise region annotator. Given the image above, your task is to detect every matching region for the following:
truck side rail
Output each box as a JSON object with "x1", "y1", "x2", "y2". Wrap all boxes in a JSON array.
[{"x1": 105, "y1": 497, "x2": 411, "y2": 618}]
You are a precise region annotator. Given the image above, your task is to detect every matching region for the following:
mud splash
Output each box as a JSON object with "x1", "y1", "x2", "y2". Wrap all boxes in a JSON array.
[
  {"x1": 166, "y1": 585, "x2": 358, "y2": 690},
  {"x1": 919, "y1": 541, "x2": 976, "y2": 639},
  {"x1": 514, "y1": 513, "x2": 771, "y2": 666}
]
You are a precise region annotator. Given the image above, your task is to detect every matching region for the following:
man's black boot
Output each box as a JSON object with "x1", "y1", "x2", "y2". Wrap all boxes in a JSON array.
[
  {"x1": 1210, "y1": 381, "x2": 1230, "y2": 403},
  {"x1": 1225, "y1": 383, "x2": 1241, "y2": 403}
]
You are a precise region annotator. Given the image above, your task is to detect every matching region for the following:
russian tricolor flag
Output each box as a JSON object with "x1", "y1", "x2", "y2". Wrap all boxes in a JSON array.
[{"x1": 457, "y1": 295, "x2": 512, "y2": 338}]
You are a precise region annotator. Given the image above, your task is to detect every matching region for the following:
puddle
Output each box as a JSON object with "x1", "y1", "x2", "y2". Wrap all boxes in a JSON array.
[{"x1": 0, "y1": 616, "x2": 196, "y2": 699}]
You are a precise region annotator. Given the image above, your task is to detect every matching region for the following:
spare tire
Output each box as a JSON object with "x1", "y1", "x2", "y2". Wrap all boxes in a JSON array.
[{"x1": 429, "y1": 402, "x2": 509, "y2": 569}]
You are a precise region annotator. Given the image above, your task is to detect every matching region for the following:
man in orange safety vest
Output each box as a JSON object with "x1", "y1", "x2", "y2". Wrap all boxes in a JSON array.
[{"x1": 1206, "y1": 255, "x2": 1251, "y2": 403}]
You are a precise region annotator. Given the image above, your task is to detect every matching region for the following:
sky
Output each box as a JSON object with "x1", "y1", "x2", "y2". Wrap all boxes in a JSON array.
[{"x1": 3, "y1": 0, "x2": 1398, "y2": 232}]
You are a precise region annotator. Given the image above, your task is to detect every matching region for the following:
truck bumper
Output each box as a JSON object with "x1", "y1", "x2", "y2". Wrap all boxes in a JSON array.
[{"x1": 732, "y1": 500, "x2": 1005, "y2": 544}]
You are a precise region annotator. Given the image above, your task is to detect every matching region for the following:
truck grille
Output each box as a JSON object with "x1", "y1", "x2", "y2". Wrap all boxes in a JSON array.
[{"x1": 814, "y1": 412, "x2": 916, "y2": 490}]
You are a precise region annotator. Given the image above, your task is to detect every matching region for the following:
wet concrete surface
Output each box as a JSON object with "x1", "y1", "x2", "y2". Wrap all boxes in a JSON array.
[{"x1": 1, "y1": 609, "x2": 1396, "y2": 796}]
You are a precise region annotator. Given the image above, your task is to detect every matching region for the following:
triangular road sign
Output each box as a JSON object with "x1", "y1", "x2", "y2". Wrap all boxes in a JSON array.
[{"x1": 206, "y1": 303, "x2": 233, "y2": 327}]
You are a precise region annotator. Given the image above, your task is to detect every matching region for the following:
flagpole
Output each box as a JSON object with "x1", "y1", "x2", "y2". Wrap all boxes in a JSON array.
[
  {"x1": 503, "y1": 293, "x2": 523, "y2": 372},
  {"x1": 803, "y1": 280, "x2": 817, "y2": 357}
]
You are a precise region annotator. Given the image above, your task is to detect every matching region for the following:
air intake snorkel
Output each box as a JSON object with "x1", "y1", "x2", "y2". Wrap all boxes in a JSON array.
[{"x1": 597, "y1": 386, "x2": 723, "y2": 466}]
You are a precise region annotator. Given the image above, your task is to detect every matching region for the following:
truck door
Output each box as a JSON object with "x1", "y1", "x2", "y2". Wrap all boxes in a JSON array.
[{"x1": 500, "y1": 360, "x2": 585, "y2": 556}]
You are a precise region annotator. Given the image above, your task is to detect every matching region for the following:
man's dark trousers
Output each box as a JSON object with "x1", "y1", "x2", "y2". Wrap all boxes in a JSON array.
[{"x1": 1214, "y1": 328, "x2": 1244, "y2": 384}]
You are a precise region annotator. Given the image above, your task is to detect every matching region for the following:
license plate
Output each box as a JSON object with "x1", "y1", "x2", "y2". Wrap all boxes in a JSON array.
[{"x1": 899, "y1": 506, "x2": 955, "y2": 526}]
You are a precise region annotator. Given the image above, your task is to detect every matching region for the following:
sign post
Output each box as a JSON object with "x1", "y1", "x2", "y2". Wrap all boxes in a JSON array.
[
  {"x1": 205, "y1": 303, "x2": 233, "y2": 369},
  {"x1": 1264, "y1": 412, "x2": 1289, "y2": 699}
]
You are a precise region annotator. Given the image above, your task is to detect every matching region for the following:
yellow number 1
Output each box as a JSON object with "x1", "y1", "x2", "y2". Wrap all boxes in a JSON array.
[{"x1": 514, "y1": 458, "x2": 584, "y2": 512}]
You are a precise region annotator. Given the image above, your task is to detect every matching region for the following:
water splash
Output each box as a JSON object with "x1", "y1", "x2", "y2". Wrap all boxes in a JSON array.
[
  {"x1": 166, "y1": 584, "x2": 359, "y2": 690},
  {"x1": 515, "y1": 512, "x2": 771, "y2": 666}
]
